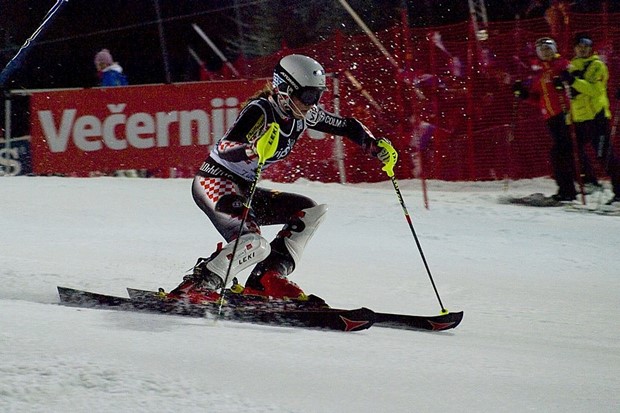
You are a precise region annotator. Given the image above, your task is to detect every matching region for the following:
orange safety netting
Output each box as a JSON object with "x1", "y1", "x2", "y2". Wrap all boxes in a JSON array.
[{"x1": 229, "y1": 12, "x2": 620, "y2": 182}]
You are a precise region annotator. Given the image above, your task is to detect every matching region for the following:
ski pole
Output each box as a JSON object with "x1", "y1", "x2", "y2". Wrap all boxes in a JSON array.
[
  {"x1": 377, "y1": 140, "x2": 448, "y2": 314},
  {"x1": 217, "y1": 123, "x2": 280, "y2": 314},
  {"x1": 571, "y1": 121, "x2": 587, "y2": 205},
  {"x1": 606, "y1": 89, "x2": 620, "y2": 171},
  {"x1": 505, "y1": 95, "x2": 520, "y2": 190},
  {"x1": 558, "y1": 87, "x2": 587, "y2": 205}
]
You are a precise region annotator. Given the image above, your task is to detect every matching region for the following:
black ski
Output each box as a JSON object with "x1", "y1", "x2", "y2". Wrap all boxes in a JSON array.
[
  {"x1": 374, "y1": 311, "x2": 463, "y2": 331},
  {"x1": 57, "y1": 286, "x2": 374, "y2": 332},
  {"x1": 499, "y1": 193, "x2": 620, "y2": 216},
  {"x1": 498, "y1": 193, "x2": 564, "y2": 207},
  {"x1": 564, "y1": 203, "x2": 620, "y2": 216},
  {"x1": 127, "y1": 288, "x2": 463, "y2": 332}
]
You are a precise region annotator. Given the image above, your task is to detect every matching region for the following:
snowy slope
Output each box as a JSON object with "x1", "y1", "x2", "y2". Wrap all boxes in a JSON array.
[{"x1": 1, "y1": 176, "x2": 619, "y2": 412}]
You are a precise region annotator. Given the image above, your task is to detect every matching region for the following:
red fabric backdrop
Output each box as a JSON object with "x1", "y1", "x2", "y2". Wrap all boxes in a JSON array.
[{"x1": 29, "y1": 12, "x2": 620, "y2": 182}]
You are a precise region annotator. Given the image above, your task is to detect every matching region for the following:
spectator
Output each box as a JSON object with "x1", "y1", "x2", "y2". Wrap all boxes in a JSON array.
[
  {"x1": 562, "y1": 33, "x2": 620, "y2": 205},
  {"x1": 93, "y1": 48, "x2": 135, "y2": 177},
  {"x1": 94, "y1": 49, "x2": 128, "y2": 87},
  {"x1": 513, "y1": 37, "x2": 577, "y2": 202}
]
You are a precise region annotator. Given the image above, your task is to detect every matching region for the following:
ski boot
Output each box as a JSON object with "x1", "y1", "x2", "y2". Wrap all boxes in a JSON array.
[
  {"x1": 243, "y1": 268, "x2": 307, "y2": 301},
  {"x1": 241, "y1": 204, "x2": 328, "y2": 301},
  {"x1": 168, "y1": 257, "x2": 225, "y2": 304},
  {"x1": 582, "y1": 181, "x2": 602, "y2": 195},
  {"x1": 606, "y1": 195, "x2": 620, "y2": 207},
  {"x1": 169, "y1": 233, "x2": 271, "y2": 304}
]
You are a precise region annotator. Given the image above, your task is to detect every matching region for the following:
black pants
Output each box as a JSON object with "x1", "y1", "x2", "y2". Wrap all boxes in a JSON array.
[
  {"x1": 191, "y1": 174, "x2": 317, "y2": 281},
  {"x1": 574, "y1": 110, "x2": 620, "y2": 196},
  {"x1": 546, "y1": 113, "x2": 576, "y2": 198}
]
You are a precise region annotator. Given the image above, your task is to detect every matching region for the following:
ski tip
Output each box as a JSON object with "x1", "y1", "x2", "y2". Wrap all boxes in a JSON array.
[
  {"x1": 445, "y1": 310, "x2": 464, "y2": 317},
  {"x1": 431, "y1": 310, "x2": 464, "y2": 331},
  {"x1": 439, "y1": 309, "x2": 464, "y2": 321}
]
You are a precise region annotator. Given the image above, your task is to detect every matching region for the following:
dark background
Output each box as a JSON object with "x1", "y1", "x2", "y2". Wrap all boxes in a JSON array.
[{"x1": 0, "y1": 0, "x2": 617, "y2": 89}]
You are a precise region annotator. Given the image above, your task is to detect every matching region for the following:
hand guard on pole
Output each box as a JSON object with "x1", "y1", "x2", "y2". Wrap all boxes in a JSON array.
[
  {"x1": 255, "y1": 123, "x2": 280, "y2": 164},
  {"x1": 375, "y1": 138, "x2": 398, "y2": 177},
  {"x1": 218, "y1": 122, "x2": 280, "y2": 313}
]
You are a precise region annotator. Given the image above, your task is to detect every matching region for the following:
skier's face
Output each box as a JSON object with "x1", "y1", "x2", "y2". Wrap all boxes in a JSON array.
[
  {"x1": 290, "y1": 95, "x2": 315, "y2": 119},
  {"x1": 537, "y1": 45, "x2": 555, "y2": 61},
  {"x1": 96, "y1": 62, "x2": 108, "y2": 71},
  {"x1": 574, "y1": 44, "x2": 592, "y2": 58}
]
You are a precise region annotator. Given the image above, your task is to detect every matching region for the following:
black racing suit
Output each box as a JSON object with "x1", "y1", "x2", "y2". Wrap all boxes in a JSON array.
[{"x1": 191, "y1": 95, "x2": 380, "y2": 284}]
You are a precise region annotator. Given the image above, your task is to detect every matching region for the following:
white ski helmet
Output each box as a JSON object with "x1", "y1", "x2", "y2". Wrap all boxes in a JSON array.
[
  {"x1": 535, "y1": 37, "x2": 558, "y2": 60},
  {"x1": 272, "y1": 54, "x2": 326, "y2": 117}
]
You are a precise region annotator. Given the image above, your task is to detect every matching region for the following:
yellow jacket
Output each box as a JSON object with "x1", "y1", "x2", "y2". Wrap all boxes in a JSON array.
[{"x1": 568, "y1": 54, "x2": 610, "y2": 122}]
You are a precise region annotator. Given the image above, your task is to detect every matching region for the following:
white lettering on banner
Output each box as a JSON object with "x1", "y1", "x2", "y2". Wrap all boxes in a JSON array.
[
  {"x1": 127, "y1": 112, "x2": 155, "y2": 149},
  {"x1": 211, "y1": 98, "x2": 224, "y2": 142},
  {"x1": 37, "y1": 98, "x2": 240, "y2": 153},
  {"x1": 0, "y1": 148, "x2": 22, "y2": 176},
  {"x1": 74, "y1": 115, "x2": 103, "y2": 151},
  {"x1": 103, "y1": 104, "x2": 128, "y2": 150},
  {"x1": 38, "y1": 109, "x2": 76, "y2": 152},
  {"x1": 156, "y1": 111, "x2": 178, "y2": 147},
  {"x1": 180, "y1": 110, "x2": 207, "y2": 146}
]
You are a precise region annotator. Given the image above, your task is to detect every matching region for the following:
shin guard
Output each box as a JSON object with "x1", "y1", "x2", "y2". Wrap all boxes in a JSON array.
[
  {"x1": 206, "y1": 233, "x2": 271, "y2": 286},
  {"x1": 281, "y1": 204, "x2": 328, "y2": 268}
]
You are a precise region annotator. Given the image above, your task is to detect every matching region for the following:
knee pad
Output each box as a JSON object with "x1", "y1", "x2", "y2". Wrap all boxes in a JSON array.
[
  {"x1": 280, "y1": 204, "x2": 328, "y2": 267},
  {"x1": 206, "y1": 233, "x2": 271, "y2": 286},
  {"x1": 215, "y1": 194, "x2": 246, "y2": 215},
  {"x1": 215, "y1": 194, "x2": 260, "y2": 235}
]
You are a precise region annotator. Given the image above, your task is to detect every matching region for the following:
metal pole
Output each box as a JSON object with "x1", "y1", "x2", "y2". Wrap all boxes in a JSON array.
[
  {"x1": 0, "y1": 0, "x2": 69, "y2": 87},
  {"x1": 4, "y1": 94, "x2": 10, "y2": 150},
  {"x1": 192, "y1": 24, "x2": 240, "y2": 78},
  {"x1": 1, "y1": 91, "x2": 11, "y2": 176},
  {"x1": 233, "y1": 0, "x2": 245, "y2": 77},
  {"x1": 153, "y1": 0, "x2": 172, "y2": 83},
  {"x1": 337, "y1": 0, "x2": 424, "y2": 100},
  {"x1": 330, "y1": 73, "x2": 347, "y2": 184},
  {"x1": 342, "y1": 70, "x2": 383, "y2": 113}
]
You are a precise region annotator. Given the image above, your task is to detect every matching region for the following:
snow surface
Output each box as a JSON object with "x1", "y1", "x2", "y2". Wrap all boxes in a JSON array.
[{"x1": 1, "y1": 176, "x2": 619, "y2": 413}]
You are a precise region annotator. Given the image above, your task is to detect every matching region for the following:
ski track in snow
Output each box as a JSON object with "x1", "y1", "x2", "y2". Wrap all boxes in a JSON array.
[{"x1": 1, "y1": 176, "x2": 619, "y2": 412}]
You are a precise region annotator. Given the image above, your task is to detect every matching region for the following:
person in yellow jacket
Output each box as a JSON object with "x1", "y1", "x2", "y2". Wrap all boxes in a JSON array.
[{"x1": 561, "y1": 33, "x2": 620, "y2": 205}]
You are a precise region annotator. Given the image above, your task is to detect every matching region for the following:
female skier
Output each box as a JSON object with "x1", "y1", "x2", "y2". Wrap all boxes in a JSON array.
[{"x1": 170, "y1": 54, "x2": 397, "y2": 302}]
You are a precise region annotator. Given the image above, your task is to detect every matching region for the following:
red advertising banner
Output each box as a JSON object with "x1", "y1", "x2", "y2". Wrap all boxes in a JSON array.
[
  {"x1": 30, "y1": 80, "x2": 268, "y2": 176},
  {"x1": 29, "y1": 80, "x2": 389, "y2": 182}
]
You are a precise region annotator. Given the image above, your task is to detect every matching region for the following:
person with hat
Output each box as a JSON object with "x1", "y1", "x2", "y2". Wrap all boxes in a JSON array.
[
  {"x1": 512, "y1": 37, "x2": 577, "y2": 202},
  {"x1": 167, "y1": 54, "x2": 397, "y2": 303},
  {"x1": 559, "y1": 33, "x2": 620, "y2": 205},
  {"x1": 94, "y1": 48, "x2": 128, "y2": 87}
]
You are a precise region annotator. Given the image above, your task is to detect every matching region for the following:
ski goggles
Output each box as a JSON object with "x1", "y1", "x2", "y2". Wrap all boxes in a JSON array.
[
  {"x1": 535, "y1": 39, "x2": 557, "y2": 58},
  {"x1": 294, "y1": 87, "x2": 324, "y2": 106},
  {"x1": 536, "y1": 38, "x2": 556, "y2": 50},
  {"x1": 575, "y1": 37, "x2": 593, "y2": 47}
]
